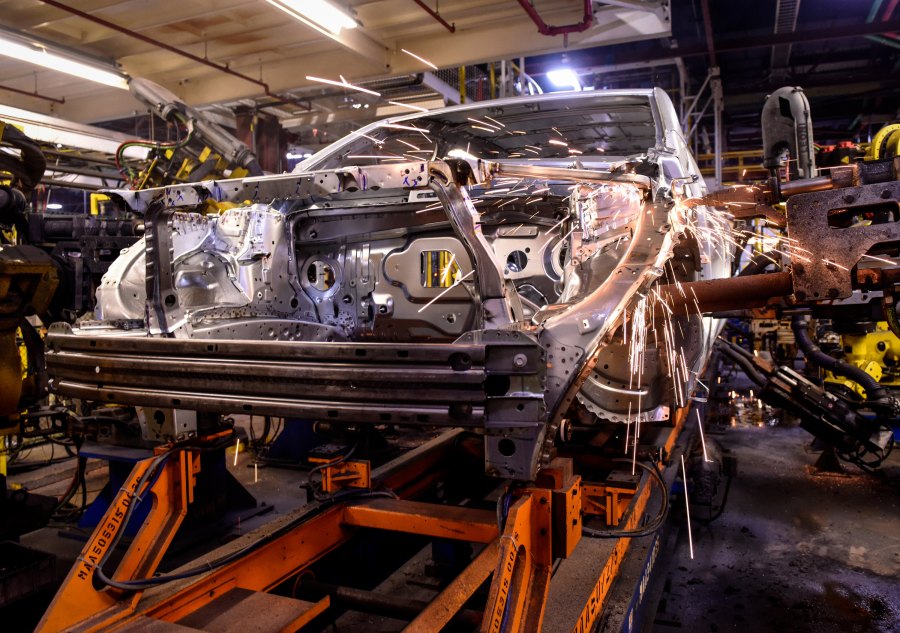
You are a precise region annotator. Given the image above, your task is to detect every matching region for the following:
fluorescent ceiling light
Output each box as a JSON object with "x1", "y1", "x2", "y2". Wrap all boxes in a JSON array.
[
  {"x1": 266, "y1": 0, "x2": 357, "y2": 35},
  {"x1": 0, "y1": 33, "x2": 128, "y2": 90},
  {"x1": 547, "y1": 69, "x2": 581, "y2": 91}
]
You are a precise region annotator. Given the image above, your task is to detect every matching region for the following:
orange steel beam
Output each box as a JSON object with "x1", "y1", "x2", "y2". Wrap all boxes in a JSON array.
[
  {"x1": 661, "y1": 404, "x2": 691, "y2": 466},
  {"x1": 342, "y1": 498, "x2": 498, "y2": 543},
  {"x1": 143, "y1": 505, "x2": 351, "y2": 624},
  {"x1": 571, "y1": 406, "x2": 691, "y2": 633},
  {"x1": 36, "y1": 449, "x2": 199, "y2": 633},
  {"x1": 482, "y1": 489, "x2": 554, "y2": 633},
  {"x1": 404, "y1": 539, "x2": 499, "y2": 632},
  {"x1": 572, "y1": 473, "x2": 654, "y2": 632},
  {"x1": 75, "y1": 431, "x2": 468, "y2": 630}
]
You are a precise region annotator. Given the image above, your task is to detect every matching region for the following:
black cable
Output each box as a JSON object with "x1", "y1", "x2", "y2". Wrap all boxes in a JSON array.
[
  {"x1": 716, "y1": 342, "x2": 768, "y2": 387},
  {"x1": 582, "y1": 459, "x2": 669, "y2": 538},
  {"x1": 695, "y1": 473, "x2": 732, "y2": 524},
  {"x1": 52, "y1": 456, "x2": 85, "y2": 515},
  {"x1": 837, "y1": 423, "x2": 895, "y2": 471},
  {"x1": 95, "y1": 488, "x2": 399, "y2": 591},
  {"x1": 791, "y1": 315, "x2": 888, "y2": 402}
]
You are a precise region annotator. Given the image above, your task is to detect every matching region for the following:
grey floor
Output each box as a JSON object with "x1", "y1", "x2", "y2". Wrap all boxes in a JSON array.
[{"x1": 655, "y1": 416, "x2": 900, "y2": 633}]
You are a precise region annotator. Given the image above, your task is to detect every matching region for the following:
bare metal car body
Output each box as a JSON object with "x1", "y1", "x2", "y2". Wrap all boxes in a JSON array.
[{"x1": 46, "y1": 88, "x2": 729, "y2": 479}]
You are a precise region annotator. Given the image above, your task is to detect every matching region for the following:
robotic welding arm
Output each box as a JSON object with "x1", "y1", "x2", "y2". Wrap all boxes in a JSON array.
[
  {"x1": 717, "y1": 339, "x2": 895, "y2": 469},
  {"x1": 128, "y1": 78, "x2": 263, "y2": 177}
]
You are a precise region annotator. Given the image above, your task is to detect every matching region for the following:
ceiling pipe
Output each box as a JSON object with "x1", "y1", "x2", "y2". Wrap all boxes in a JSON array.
[
  {"x1": 517, "y1": 0, "x2": 593, "y2": 37},
  {"x1": 37, "y1": 0, "x2": 309, "y2": 109},
  {"x1": 0, "y1": 84, "x2": 65, "y2": 104},
  {"x1": 410, "y1": 0, "x2": 455, "y2": 33},
  {"x1": 699, "y1": 0, "x2": 718, "y2": 67}
]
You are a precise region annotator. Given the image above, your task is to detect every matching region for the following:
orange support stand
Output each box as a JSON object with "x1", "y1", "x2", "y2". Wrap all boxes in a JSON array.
[
  {"x1": 36, "y1": 447, "x2": 200, "y2": 633},
  {"x1": 481, "y1": 457, "x2": 584, "y2": 633},
  {"x1": 482, "y1": 489, "x2": 554, "y2": 633}
]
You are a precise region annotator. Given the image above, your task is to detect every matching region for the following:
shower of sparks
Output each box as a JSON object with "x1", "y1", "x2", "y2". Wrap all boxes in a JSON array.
[
  {"x1": 548, "y1": 139, "x2": 568, "y2": 147},
  {"x1": 681, "y1": 454, "x2": 694, "y2": 559},
  {"x1": 862, "y1": 253, "x2": 896, "y2": 265},
  {"x1": 389, "y1": 100, "x2": 429, "y2": 112},
  {"x1": 347, "y1": 154, "x2": 405, "y2": 160},
  {"x1": 471, "y1": 124, "x2": 496, "y2": 133},
  {"x1": 468, "y1": 117, "x2": 500, "y2": 130},
  {"x1": 400, "y1": 48, "x2": 438, "y2": 70},
  {"x1": 696, "y1": 409, "x2": 710, "y2": 462},
  {"x1": 305, "y1": 75, "x2": 381, "y2": 96},
  {"x1": 395, "y1": 138, "x2": 421, "y2": 151},
  {"x1": 418, "y1": 270, "x2": 475, "y2": 312},
  {"x1": 822, "y1": 258, "x2": 849, "y2": 271},
  {"x1": 484, "y1": 115, "x2": 506, "y2": 128},
  {"x1": 350, "y1": 130, "x2": 385, "y2": 145},
  {"x1": 415, "y1": 201, "x2": 444, "y2": 214},
  {"x1": 544, "y1": 215, "x2": 568, "y2": 235},
  {"x1": 380, "y1": 122, "x2": 430, "y2": 133},
  {"x1": 441, "y1": 253, "x2": 457, "y2": 285}
]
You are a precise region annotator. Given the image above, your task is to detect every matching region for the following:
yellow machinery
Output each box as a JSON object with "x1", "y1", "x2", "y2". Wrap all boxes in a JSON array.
[
  {"x1": 866, "y1": 123, "x2": 900, "y2": 161},
  {"x1": 825, "y1": 322, "x2": 900, "y2": 397}
]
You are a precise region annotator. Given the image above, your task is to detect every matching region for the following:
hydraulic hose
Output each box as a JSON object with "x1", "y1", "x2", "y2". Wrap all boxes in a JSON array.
[
  {"x1": 0, "y1": 123, "x2": 46, "y2": 192},
  {"x1": 791, "y1": 315, "x2": 887, "y2": 402},
  {"x1": 716, "y1": 341, "x2": 768, "y2": 387}
]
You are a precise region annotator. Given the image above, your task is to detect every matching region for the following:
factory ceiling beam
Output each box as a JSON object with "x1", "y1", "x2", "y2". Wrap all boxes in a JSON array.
[
  {"x1": 15, "y1": 0, "x2": 257, "y2": 43},
  {"x1": 37, "y1": 0, "x2": 267, "y2": 92},
  {"x1": 35, "y1": 0, "x2": 313, "y2": 108},
  {"x1": 27, "y1": 4, "x2": 670, "y2": 123}
]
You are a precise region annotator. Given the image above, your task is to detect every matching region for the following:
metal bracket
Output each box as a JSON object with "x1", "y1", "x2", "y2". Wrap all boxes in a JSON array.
[{"x1": 787, "y1": 180, "x2": 900, "y2": 300}]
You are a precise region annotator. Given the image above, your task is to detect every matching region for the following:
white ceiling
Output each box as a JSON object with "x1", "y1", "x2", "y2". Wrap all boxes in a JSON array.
[{"x1": 0, "y1": 0, "x2": 670, "y2": 122}]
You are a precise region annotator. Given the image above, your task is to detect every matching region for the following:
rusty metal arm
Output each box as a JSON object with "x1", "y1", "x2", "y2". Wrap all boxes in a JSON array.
[{"x1": 657, "y1": 271, "x2": 794, "y2": 315}]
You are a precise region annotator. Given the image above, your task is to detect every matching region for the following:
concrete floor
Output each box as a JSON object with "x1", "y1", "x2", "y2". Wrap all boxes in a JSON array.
[{"x1": 655, "y1": 416, "x2": 900, "y2": 633}]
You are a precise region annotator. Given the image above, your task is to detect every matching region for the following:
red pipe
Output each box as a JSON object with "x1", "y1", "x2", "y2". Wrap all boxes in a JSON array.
[
  {"x1": 410, "y1": 0, "x2": 455, "y2": 33},
  {"x1": 0, "y1": 84, "x2": 65, "y2": 104},
  {"x1": 517, "y1": 0, "x2": 593, "y2": 36}
]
